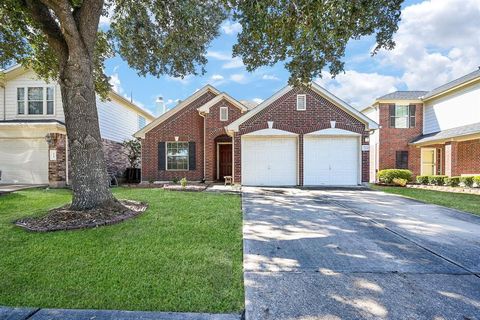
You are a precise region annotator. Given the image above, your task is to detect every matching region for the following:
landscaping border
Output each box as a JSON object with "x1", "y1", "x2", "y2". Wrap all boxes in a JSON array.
[{"x1": 407, "y1": 184, "x2": 480, "y2": 195}]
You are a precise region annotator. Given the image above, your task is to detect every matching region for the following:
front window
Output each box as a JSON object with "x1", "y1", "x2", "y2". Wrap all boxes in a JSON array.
[
  {"x1": 389, "y1": 104, "x2": 415, "y2": 128},
  {"x1": 167, "y1": 142, "x2": 189, "y2": 170},
  {"x1": 17, "y1": 86, "x2": 55, "y2": 115},
  {"x1": 395, "y1": 151, "x2": 408, "y2": 169}
]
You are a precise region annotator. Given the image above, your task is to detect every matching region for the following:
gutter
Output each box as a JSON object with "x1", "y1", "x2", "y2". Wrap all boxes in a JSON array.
[{"x1": 2, "y1": 85, "x2": 5, "y2": 121}]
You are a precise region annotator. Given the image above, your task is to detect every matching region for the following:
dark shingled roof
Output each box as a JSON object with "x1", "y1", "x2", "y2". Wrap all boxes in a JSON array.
[
  {"x1": 423, "y1": 68, "x2": 480, "y2": 99},
  {"x1": 377, "y1": 91, "x2": 427, "y2": 100},
  {"x1": 410, "y1": 122, "x2": 480, "y2": 145}
]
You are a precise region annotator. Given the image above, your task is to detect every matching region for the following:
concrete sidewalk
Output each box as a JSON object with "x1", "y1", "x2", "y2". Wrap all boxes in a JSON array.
[{"x1": 0, "y1": 306, "x2": 242, "y2": 320}]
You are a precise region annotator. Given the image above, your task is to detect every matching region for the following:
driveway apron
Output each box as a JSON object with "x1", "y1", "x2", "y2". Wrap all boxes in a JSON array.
[{"x1": 242, "y1": 187, "x2": 480, "y2": 320}]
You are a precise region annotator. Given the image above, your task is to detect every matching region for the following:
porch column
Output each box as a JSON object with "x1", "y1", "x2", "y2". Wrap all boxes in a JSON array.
[{"x1": 444, "y1": 141, "x2": 459, "y2": 177}]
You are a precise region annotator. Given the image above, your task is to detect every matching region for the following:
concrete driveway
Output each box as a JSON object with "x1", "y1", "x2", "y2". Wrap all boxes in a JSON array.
[{"x1": 242, "y1": 187, "x2": 480, "y2": 320}]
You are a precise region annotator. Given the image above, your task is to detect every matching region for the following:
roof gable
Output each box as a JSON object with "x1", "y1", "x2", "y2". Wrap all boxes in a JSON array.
[{"x1": 197, "y1": 93, "x2": 248, "y2": 113}]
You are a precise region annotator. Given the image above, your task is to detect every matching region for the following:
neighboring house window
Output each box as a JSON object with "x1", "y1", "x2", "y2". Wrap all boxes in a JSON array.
[
  {"x1": 389, "y1": 104, "x2": 416, "y2": 128},
  {"x1": 138, "y1": 115, "x2": 146, "y2": 129},
  {"x1": 17, "y1": 86, "x2": 55, "y2": 115},
  {"x1": 297, "y1": 94, "x2": 306, "y2": 110},
  {"x1": 220, "y1": 107, "x2": 228, "y2": 121},
  {"x1": 395, "y1": 151, "x2": 409, "y2": 169},
  {"x1": 166, "y1": 142, "x2": 189, "y2": 170}
]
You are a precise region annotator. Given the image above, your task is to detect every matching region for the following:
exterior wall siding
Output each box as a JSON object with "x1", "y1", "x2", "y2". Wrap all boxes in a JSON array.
[{"x1": 456, "y1": 139, "x2": 480, "y2": 175}]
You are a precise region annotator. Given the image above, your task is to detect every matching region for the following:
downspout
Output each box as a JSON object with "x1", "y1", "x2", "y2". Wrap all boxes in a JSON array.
[{"x1": 65, "y1": 136, "x2": 69, "y2": 185}]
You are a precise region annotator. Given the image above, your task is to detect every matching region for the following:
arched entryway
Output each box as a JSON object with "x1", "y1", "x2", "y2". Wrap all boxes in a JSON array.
[{"x1": 214, "y1": 135, "x2": 232, "y2": 181}]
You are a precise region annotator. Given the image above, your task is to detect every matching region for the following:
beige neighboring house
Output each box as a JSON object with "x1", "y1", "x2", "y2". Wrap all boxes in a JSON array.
[{"x1": 0, "y1": 65, "x2": 154, "y2": 186}]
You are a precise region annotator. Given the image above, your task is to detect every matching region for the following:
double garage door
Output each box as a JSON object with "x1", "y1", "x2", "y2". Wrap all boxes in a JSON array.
[
  {"x1": 0, "y1": 139, "x2": 49, "y2": 184},
  {"x1": 242, "y1": 135, "x2": 359, "y2": 186}
]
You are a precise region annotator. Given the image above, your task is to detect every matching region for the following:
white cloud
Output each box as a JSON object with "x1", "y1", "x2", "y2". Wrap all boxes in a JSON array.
[
  {"x1": 211, "y1": 74, "x2": 224, "y2": 81},
  {"x1": 230, "y1": 73, "x2": 248, "y2": 84},
  {"x1": 222, "y1": 57, "x2": 244, "y2": 69},
  {"x1": 109, "y1": 73, "x2": 122, "y2": 94},
  {"x1": 168, "y1": 75, "x2": 192, "y2": 85},
  {"x1": 221, "y1": 21, "x2": 242, "y2": 35},
  {"x1": 315, "y1": 70, "x2": 399, "y2": 109},
  {"x1": 252, "y1": 98, "x2": 264, "y2": 104},
  {"x1": 262, "y1": 74, "x2": 280, "y2": 81},
  {"x1": 207, "y1": 50, "x2": 244, "y2": 69}
]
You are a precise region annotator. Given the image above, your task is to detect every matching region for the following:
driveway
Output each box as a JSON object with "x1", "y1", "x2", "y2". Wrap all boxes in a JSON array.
[{"x1": 242, "y1": 187, "x2": 480, "y2": 320}]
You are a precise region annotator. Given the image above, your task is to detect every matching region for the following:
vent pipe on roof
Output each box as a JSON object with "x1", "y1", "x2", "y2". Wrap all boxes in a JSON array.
[{"x1": 156, "y1": 97, "x2": 166, "y2": 115}]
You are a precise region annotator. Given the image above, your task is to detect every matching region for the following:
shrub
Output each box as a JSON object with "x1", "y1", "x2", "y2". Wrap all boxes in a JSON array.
[
  {"x1": 172, "y1": 177, "x2": 179, "y2": 184},
  {"x1": 416, "y1": 175, "x2": 429, "y2": 185},
  {"x1": 392, "y1": 178, "x2": 408, "y2": 187},
  {"x1": 180, "y1": 177, "x2": 187, "y2": 189},
  {"x1": 474, "y1": 176, "x2": 480, "y2": 188},
  {"x1": 428, "y1": 175, "x2": 447, "y2": 186},
  {"x1": 460, "y1": 176, "x2": 474, "y2": 188},
  {"x1": 377, "y1": 169, "x2": 413, "y2": 184},
  {"x1": 445, "y1": 176, "x2": 460, "y2": 187}
]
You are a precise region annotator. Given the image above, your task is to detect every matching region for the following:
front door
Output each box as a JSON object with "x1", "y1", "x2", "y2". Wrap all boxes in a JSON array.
[
  {"x1": 218, "y1": 143, "x2": 232, "y2": 180},
  {"x1": 421, "y1": 148, "x2": 436, "y2": 176}
]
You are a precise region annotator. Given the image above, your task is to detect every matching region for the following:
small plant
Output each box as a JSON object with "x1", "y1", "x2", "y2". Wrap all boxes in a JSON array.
[
  {"x1": 148, "y1": 178, "x2": 154, "y2": 184},
  {"x1": 172, "y1": 177, "x2": 179, "y2": 184},
  {"x1": 445, "y1": 176, "x2": 460, "y2": 187},
  {"x1": 460, "y1": 176, "x2": 474, "y2": 188},
  {"x1": 428, "y1": 175, "x2": 447, "y2": 186},
  {"x1": 392, "y1": 178, "x2": 407, "y2": 187},
  {"x1": 180, "y1": 177, "x2": 187, "y2": 189},
  {"x1": 416, "y1": 175, "x2": 429, "y2": 185},
  {"x1": 377, "y1": 169, "x2": 412, "y2": 184},
  {"x1": 473, "y1": 176, "x2": 480, "y2": 188}
]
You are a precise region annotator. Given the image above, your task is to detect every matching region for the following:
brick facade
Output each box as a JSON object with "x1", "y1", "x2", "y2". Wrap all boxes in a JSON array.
[
  {"x1": 451, "y1": 139, "x2": 480, "y2": 175},
  {"x1": 102, "y1": 139, "x2": 130, "y2": 176}
]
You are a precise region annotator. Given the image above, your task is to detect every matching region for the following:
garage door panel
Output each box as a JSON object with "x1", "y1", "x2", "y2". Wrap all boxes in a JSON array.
[{"x1": 242, "y1": 137, "x2": 297, "y2": 186}]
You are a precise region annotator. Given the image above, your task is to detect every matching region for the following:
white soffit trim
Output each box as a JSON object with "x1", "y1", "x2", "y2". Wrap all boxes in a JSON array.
[
  {"x1": 305, "y1": 128, "x2": 361, "y2": 136},
  {"x1": 197, "y1": 93, "x2": 248, "y2": 113},
  {"x1": 243, "y1": 128, "x2": 298, "y2": 137},
  {"x1": 134, "y1": 84, "x2": 221, "y2": 138}
]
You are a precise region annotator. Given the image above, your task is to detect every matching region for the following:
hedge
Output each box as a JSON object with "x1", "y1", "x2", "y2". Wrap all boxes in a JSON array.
[
  {"x1": 445, "y1": 176, "x2": 460, "y2": 187},
  {"x1": 460, "y1": 176, "x2": 474, "y2": 188},
  {"x1": 416, "y1": 175, "x2": 429, "y2": 184},
  {"x1": 474, "y1": 176, "x2": 480, "y2": 187},
  {"x1": 377, "y1": 169, "x2": 413, "y2": 184},
  {"x1": 428, "y1": 175, "x2": 447, "y2": 186}
]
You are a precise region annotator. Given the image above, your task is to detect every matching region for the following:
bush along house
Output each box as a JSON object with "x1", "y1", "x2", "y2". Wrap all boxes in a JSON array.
[
  {"x1": 363, "y1": 68, "x2": 480, "y2": 182},
  {"x1": 134, "y1": 83, "x2": 378, "y2": 186}
]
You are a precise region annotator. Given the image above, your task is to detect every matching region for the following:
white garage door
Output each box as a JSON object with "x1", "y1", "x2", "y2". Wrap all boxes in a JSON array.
[
  {"x1": 242, "y1": 137, "x2": 297, "y2": 186},
  {"x1": 304, "y1": 136, "x2": 359, "y2": 186},
  {"x1": 0, "y1": 139, "x2": 49, "y2": 184}
]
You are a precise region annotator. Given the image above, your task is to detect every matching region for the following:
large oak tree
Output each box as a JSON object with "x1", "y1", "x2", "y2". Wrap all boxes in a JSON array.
[{"x1": 0, "y1": 0, "x2": 402, "y2": 211}]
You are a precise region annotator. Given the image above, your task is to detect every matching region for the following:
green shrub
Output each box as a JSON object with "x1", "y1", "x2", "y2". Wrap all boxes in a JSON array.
[
  {"x1": 460, "y1": 176, "x2": 474, "y2": 188},
  {"x1": 180, "y1": 177, "x2": 187, "y2": 189},
  {"x1": 172, "y1": 177, "x2": 179, "y2": 184},
  {"x1": 377, "y1": 169, "x2": 413, "y2": 184},
  {"x1": 428, "y1": 175, "x2": 447, "y2": 186},
  {"x1": 445, "y1": 176, "x2": 460, "y2": 187},
  {"x1": 474, "y1": 176, "x2": 480, "y2": 188},
  {"x1": 416, "y1": 175, "x2": 429, "y2": 185},
  {"x1": 392, "y1": 178, "x2": 407, "y2": 187}
]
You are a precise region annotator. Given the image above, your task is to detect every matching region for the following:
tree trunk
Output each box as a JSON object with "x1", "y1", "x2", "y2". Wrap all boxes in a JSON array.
[{"x1": 58, "y1": 54, "x2": 116, "y2": 210}]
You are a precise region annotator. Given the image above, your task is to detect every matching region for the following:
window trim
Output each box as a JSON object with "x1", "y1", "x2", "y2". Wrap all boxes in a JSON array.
[
  {"x1": 219, "y1": 106, "x2": 229, "y2": 121},
  {"x1": 296, "y1": 94, "x2": 306, "y2": 111},
  {"x1": 165, "y1": 141, "x2": 189, "y2": 171},
  {"x1": 16, "y1": 86, "x2": 55, "y2": 116}
]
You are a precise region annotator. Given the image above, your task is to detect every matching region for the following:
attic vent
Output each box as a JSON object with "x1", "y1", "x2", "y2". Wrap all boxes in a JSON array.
[{"x1": 296, "y1": 94, "x2": 306, "y2": 111}]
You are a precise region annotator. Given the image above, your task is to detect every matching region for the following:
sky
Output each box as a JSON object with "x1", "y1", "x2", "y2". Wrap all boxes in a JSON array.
[{"x1": 103, "y1": 0, "x2": 480, "y2": 115}]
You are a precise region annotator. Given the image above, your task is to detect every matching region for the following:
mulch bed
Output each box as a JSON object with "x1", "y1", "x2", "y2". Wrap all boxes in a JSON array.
[
  {"x1": 162, "y1": 184, "x2": 208, "y2": 192},
  {"x1": 15, "y1": 200, "x2": 148, "y2": 232}
]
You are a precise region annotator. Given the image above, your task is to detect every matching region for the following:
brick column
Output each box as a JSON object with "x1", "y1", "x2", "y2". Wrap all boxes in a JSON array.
[
  {"x1": 233, "y1": 133, "x2": 241, "y2": 184},
  {"x1": 46, "y1": 133, "x2": 67, "y2": 188},
  {"x1": 298, "y1": 134, "x2": 304, "y2": 186},
  {"x1": 444, "y1": 142, "x2": 459, "y2": 177}
]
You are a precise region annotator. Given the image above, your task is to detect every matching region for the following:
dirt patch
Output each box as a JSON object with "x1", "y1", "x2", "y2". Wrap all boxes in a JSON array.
[{"x1": 15, "y1": 200, "x2": 148, "y2": 232}]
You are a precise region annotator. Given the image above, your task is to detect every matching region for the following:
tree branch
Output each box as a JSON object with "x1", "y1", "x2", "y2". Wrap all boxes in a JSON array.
[{"x1": 76, "y1": 0, "x2": 104, "y2": 57}]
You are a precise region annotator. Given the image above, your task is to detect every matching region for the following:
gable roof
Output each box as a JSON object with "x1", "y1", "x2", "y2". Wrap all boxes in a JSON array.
[
  {"x1": 197, "y1": 92, "x2": 248, "y2": 113},
  {"x1": 377, "y1": 91, "x2": 428, "y2": 100},
  {"x1": 134, "y1": 84, "x2": 220, "y2": 138},
  {"x1": 422, "y1": 68, "x2": 480, "y2": 100},
  {"x1": 226, "y1": 82, "x2": 378, "y2": 132}
]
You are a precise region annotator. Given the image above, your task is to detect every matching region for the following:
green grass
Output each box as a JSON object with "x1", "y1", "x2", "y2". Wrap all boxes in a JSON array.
[
  {"x1": 0, "y1": 188, "x2": 244, "y2": 312},
  {"x1": 370, "y1": 184, "x2": 480, "y2": 216}
]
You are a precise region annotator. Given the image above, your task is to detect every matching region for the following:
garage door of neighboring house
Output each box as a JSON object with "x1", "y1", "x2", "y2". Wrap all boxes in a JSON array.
[
  {"x1": 241, "y1": 133, "x2": 297, "y2": 186},
  {"x1": 0, "y1": 139, "x2": 49, "y2": 184},
  {"x1": 304, "y1": 129, "x2": 360, "y2": 186}
]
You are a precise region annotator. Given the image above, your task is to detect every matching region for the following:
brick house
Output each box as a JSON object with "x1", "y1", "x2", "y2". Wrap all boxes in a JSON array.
[
  {"x1": 135, "y1": 83, "x2": 378, "y2": 186},
  {"x1": 363, "y1": 68, "x2": 480, "y2": 181}
]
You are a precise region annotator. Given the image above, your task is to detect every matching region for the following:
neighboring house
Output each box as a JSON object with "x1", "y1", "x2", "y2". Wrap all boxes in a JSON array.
[
  {"x1": 0, "y1": 65, "x2": 154, "y2": 186},
  {"x1": 134, "y1": 83, "x2": 377, "y2": 186},
  {"x1": 363, "y1": 68, "x2": 480, "y2": 181}
]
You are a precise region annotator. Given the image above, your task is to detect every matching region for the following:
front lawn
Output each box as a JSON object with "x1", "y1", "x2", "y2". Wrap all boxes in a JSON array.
[
  {"x1": 370, "y1": 184, "x2": 480, "y2": 216},
  {"x1": 0, "y1": 188, "x2": 243, "y2": 312}
]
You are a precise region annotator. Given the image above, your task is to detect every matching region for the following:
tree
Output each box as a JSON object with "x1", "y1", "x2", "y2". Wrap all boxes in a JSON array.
[{"x1": 0, "y1": 0, "x2": 402, "y2": 211}]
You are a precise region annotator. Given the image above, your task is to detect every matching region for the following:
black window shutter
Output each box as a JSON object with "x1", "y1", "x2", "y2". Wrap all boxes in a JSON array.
[
  {"x1": 158, "y1": 142, "x2": 166, "y2": 170},
  {"x1": 389, "y1": 104, "x2": 396, "y2": 128},
  {"x1": 409, "y1": 105, "x2": 416, "y2": 128},
  {"x1": 188, "y1": 142, "x2": 196, "y2": 170}
]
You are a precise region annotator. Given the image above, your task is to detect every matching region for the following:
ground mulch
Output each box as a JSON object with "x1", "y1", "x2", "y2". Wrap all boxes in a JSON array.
[
  {"x1": 15, "y1": 200, "x2": 147, "y2": 232},
  {"x1": 162, "y1": 184, "x2": 208, "y2": 192}
]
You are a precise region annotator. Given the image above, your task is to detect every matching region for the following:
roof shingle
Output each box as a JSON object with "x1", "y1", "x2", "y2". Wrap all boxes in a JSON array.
[{"x1": 410, "y1": 122, "x2": 480, "y2": 145}]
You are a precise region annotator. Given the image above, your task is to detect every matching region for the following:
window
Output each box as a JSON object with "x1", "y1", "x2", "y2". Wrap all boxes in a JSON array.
[
  {"x1": 166, "y1": 142, "x2": 189, "y2": 170},
  {"x1": 297, "y1": 94, "x2": 306, "y2": 110},
  {"x1": 17, "y1": 86, "x2": 55, "y2": 115},
  {"x1": 395, "y1": 151, "x2": 408, "y2": 169},
  {"x1": 220, "y1": 107, "x2": 228, "y2": 121},
  {"x1": 138, "y1": 115, "x2": 146, "y2": 129},
  {"x1": 389, "y1": 104, "x2": 416, "y2": 128}
]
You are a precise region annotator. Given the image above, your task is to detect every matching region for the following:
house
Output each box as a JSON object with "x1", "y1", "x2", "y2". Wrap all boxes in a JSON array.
[
  {"x1": 363, "y1": 68, "x2": 480, "y2": 181},
  {"x1": 0, "y1": 65, "x2": 155, "y2": 186},
  {"x1": 134, "y1": 83, "x2": 377, "y2": 186}
]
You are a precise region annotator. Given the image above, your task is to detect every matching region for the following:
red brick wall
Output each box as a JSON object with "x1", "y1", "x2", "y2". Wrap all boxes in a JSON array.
[
  {"x1": 47, "y1": 133, "x2": 67, "y2": 187},
  {"x1": 141, "y1": 91, "x2": 216, "y2": 182},
  {"x1": 456, "y1": 139, "x2": 480, "y2": 175},
  {"x1": 378, "y1": 103, "x2": 423, "y2": 176},
  {"x1": 234, "y1": 87, "x2": 370, "y2": 184}
]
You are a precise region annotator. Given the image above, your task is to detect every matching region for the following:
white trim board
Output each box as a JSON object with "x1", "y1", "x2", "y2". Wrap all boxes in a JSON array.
[{"x1": 197, "y1": 93, "x2": 248, "y2": 114}]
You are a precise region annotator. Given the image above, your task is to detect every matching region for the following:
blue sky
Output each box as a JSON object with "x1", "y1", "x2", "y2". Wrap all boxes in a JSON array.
[{"x1": 104, "y1": 0, "x2": 480, "y2": 114}]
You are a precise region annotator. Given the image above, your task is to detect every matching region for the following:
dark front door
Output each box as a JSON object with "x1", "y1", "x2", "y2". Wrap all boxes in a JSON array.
[{"x1": 218, "y1": 143, "x2": 232, "y2": 180}]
